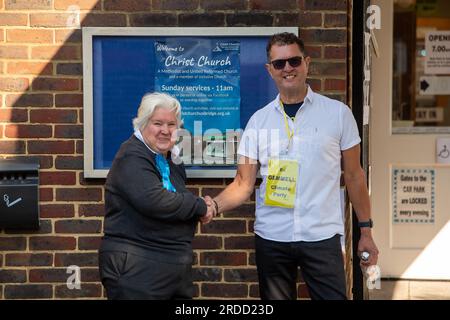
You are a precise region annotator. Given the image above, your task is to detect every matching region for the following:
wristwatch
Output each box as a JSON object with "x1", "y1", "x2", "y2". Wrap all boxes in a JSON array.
[{"x1": 358, "y1": 219, "x2": 373, "y2": 228}]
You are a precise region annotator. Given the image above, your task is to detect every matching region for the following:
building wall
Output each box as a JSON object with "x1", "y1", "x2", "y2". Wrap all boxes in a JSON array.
[{"x1": 0, "y1": 0, "x2": 349, "y2": 299}]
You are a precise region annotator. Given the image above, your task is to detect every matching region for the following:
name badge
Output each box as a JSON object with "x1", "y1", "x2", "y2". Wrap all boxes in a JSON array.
[{"x1": 264, "y1": 158, "x2": 299, "y2": 208}]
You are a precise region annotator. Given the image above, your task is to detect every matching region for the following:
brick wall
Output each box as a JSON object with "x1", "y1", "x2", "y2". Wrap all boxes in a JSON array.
[{"x1": 0, "y1": 0, "x2": 350, "y2": 299}]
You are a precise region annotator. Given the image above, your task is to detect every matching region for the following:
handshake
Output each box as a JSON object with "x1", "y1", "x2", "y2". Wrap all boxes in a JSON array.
[{"x1": 200, "y1": 195, "x2": 218, "y2": 224}]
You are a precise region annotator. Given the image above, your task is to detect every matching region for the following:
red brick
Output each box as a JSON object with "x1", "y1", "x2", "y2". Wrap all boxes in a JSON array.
[
  {"x1": 4, "y1": 285, "x2": 52, "y2": 299},
  {"x1": 78, "y1": 236, "x2": 102, "y2": 250},
  {"x1": 56, "y1": 188, "x2": 102, "y2": 201},
  {"x1": 222, "y1": 203, "x2": 255, "y2": 218},
  {"x1": 54, "y1": 125, "x2": 83, "y2": 138},
  {"x1": 0, "y1": 140, "x2": 26, "y2": 154},
  {"x1": 325, "y1": 46, "x2": 347, "y2": 59},
  {"x1": 201, "y1": 0, "x2": 245, "y2": 10},
  {"x1": 250, "y1": 0, "x2": 297, "y2": 10},
  {"x1": 78, "y1": 204, "x2": 105, "y2": 217},
  {"x1": 5, "y1": 253, "x2": 53, "y2": 267},
  {"x1": 0, "y1": 45, "x2": 28, "y2": 59},
  {"x1": 192, "y1": 267, "x2": 222, "y2": 282},
  {"x1": 30, "y1": 236, "x2": 76, "y2": 250},
  {"x1": 6, "y1": 93, "x2": 53, "y2": 108},
  {"x1": 55, "y1": 155, "x2": 83, "y2": 169},
  {"x1": 325, "y1": 13, "x2": 347, "y2": 28},
  {"x1": 0, "y1": 13, "x2": 28, "y2": 26},
  {"x1": 39, "y1": 187, "x2": 53, "y2": 201},
  {"x1": 76, "y1": 140, "x2": 83, "y2": 154},
  {"x1": 7, "y1": 29, "x2": 53, "y2": 43},
  {"x1": 5, "y1": 0, "x2": 52, "y2": 10},
  {"x1": 55, "y1": 219, "x2": 102, "y2": 234},
  {"x1": 129, "y1": 13, "x2": 177, "y2": 27},
  {"x1": 5, "y1": 124, "x2": 52, "y2": 138},
  {"x1": 40, "y1": 204, "x2": 75, "y2": 218},
  {"x1": 153, "y1": 0, "x2": 199, "y2": 10},
  {"x1": 308, "y1": 78, "x2": 322, "y2": 91},
  {"x1": 79, "y1": 173, "x2": 106, "y2": 186},
  {"x1": 55, "y1": 29, "x2": 82, "y2": 44},
  {"x1": 0, "y1": 108, "x2": 28, "y2": 122},
  {"x1": 192, "y1": 235, "x2": 222, "y2": 249},
  {"x1": 55, "y1": 283, "x2": 102, "y2": 298},
  {"x1": 32, "y1": 78, "x2": 79, "y2": 91},
  {"x1": 40, "y1": 171, "x2": 76, "y2": 185},
  {"x1": 250, "y1": 284, "x2": 260, "y2": 298},
  {"x1": 80, "y1": 13, "x2": 127, "y2": 27},
  {"x1": 0, "y1": 237, "x2": 27, "y2": 250},
  {"x1": 224, "y1": 236, "x2": 255, "y2": 249},
  {"x1": 200, "y1": 252, "x2": 247, "y2": 266},
  {"x1": 226, "y1": 13, "x2": 273, "y2": 27},
  {"x1": 0, "y1": 77, "x2": 29, "y2": 91},
  {"x1": 300, "y1": 29, "x2": 347, "y2": 44},
  {"x1": 54, "y1": 0, "x2": 101, "y2": 10},
  {"x1": 299, "y1": 12, "x2": 322, "y2": 27},
  {"x1": 200, "y1": 187, "x2": 225, "y2": 198},
  {"x1": 200, "y1": 219, "x2": 246, "y2": 234},
  {"x1": 30, "y1": 109, "x2": 78, "y2": 124},
  {"x1": 304, "y1": 45, "x2": 322, "y2": 58},
  {"x1": 29, "y1": 268, "x2": 68, "y2": 283},
  {"x1": 31, "y1": 45, "x2": 80, "y2": 60},
  {"x1": 104, "y1": 0, "x2": 151, "y2": 11},
  {"x1": 274, "y1": 13, "x2": 300, "y2": 27},
  {"x1": 179, "y1": 13, "x2": 225, "y2": 27},
  {"x1": 30, "y1": 13, "x2": 72, "y2": 27},
  {"x1": 202, "y1": 283, "x2": 248, "y2": 298},
  {"x1": 56, "y1": 63, "x2": 81, "y2": 75},
  {"x1": 325, "y1": 79, "x2": 347, "y2": 91},
  {"x1": 224, "y1": 268, "x2": 258, "y2": 282},
  {"x1": 4, "y1": 219, "x2": 52, "y2": 235},
  {"x1": 80, "y1": 268, "x2": 100, "y2": 282},
  {"x1": 308, "y1": 62, "x2": 346, "y2": 76},
  {"x1": 55, "y1": 94, "x2": 83, "y2": 108},
  {"x1": 7, "y1": 61, "x2": 52, "y2": 75},
  {"x1": 55, "y1": 253, "x2": 98, "y2": 267},
  {"x1": 305, "y1": 0, "x2": 347, "y2": 11},
  {"x1": 28, "y1": 140, "x2": 75, "y2": 154}
]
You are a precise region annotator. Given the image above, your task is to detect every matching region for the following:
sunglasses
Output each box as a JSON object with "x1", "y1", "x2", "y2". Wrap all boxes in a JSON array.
[{"x1": 270, "y1": 56, "x2": 303, "y2": 70}]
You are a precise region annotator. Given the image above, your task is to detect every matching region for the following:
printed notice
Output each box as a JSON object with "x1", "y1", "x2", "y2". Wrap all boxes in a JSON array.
[
  {"x1": 425, "y1": 31, "x2": 450, "y2": 75},
  {"x1": 154, "y1": 38, "x2": 241, "y2": 134},
  {"x1": 392, "y1": 167, "x2": 435, "y2": 224}
]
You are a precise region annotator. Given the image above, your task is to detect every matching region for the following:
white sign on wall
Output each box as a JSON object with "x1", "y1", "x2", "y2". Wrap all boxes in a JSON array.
[
  {"x1": 425, "y1": 31, "x2": 450, "y2": 75},
  {"x1": 419, "y1": 76, "x2": 450, "y2": 95},
  {"x1": 437, "y1": 137, "x2": 450, "y2": 163},
  {"x1": 392, "y1": 167, "x2": 435, "y2": 224}
]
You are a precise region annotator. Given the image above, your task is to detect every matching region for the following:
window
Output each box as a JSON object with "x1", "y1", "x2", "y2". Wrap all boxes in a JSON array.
[{"x1": 393, "y1": 0, "x2": 450, "y2": 133}]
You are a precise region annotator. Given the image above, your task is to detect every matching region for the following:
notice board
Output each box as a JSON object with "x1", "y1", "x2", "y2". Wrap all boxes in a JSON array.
[{"x1": 82, "y1": 27, "x2": 298, "y2": 178}]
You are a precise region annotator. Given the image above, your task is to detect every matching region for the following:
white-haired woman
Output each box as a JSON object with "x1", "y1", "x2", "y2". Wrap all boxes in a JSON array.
[{"x1": 99, "y1": 92, "x2": 215, "y2": 299}]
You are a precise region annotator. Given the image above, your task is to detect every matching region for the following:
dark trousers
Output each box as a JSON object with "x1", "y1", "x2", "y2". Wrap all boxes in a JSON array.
[
  {"x1": 255, "y1": 234, "x2": 347, "y2": 300},
  {"x1": 99, "y1": 251, "x2": 193, "y2": 300}
]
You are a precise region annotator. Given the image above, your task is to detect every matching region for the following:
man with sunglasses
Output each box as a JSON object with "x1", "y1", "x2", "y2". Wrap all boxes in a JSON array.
[{"x1": 207, "y1": 32, "x2": 378, "y2": 300}]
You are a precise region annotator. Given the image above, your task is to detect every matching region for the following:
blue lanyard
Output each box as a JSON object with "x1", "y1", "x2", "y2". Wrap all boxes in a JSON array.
[{"x1": 155, "y1": 154, "x2": 176, "y2": 192}]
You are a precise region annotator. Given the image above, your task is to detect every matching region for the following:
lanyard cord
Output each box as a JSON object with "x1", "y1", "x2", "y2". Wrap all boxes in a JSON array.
[{"x1": 280, "y1": 100, "x2": 294, "y2": 145}]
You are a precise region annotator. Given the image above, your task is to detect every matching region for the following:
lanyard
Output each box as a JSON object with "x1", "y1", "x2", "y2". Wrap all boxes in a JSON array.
[{"x1": 280, "y1": 100, "x2": 294, "y2": 147}]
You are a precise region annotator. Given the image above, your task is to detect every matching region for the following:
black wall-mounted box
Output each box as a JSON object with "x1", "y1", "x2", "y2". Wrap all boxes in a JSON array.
[{"x1": 0, "y1": 158, "x2": 40, "y2": 229}]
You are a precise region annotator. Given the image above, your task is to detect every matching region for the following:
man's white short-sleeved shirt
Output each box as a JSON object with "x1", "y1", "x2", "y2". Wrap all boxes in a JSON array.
[{"x1": 237, "y1": 87, "x2": 361, "y2": 242}]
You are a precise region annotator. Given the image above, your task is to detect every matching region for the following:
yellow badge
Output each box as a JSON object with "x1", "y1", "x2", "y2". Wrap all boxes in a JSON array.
[{"x1": 264, "y1": 159, "x2": 299, "y2": 208}]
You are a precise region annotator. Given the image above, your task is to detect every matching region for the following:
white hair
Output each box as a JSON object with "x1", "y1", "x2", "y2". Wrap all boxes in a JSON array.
[{"x1": 132, "y1": 92, "x2": 183, "y2": 131}]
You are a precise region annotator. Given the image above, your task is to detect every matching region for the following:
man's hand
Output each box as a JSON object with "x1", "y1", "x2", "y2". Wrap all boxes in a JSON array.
[
  {"x1": 358, "y1": 230, "x2": 379, "y2": 267},
  {"x1": 199, "y1": 196, "x2": 217, "y2": 224}
]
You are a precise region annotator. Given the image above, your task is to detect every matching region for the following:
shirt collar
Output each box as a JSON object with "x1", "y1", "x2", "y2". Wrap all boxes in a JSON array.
[
  {"x1": 133, "y1": 129, "x2": 181, "y2": 158},
  {"x1": 274, "y1": 85, "x2": 314, "y2": 112}
]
